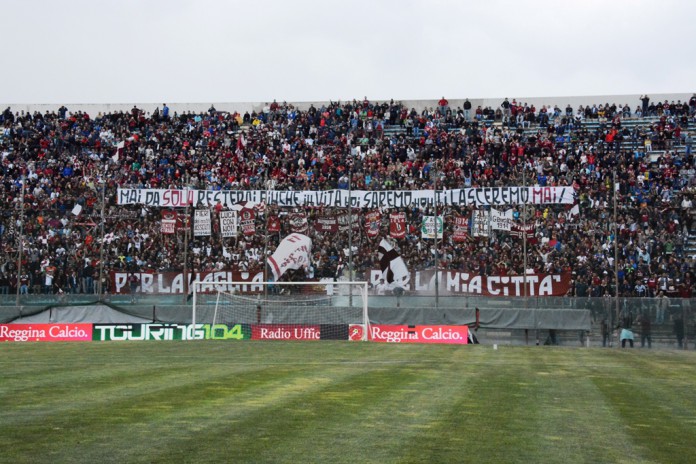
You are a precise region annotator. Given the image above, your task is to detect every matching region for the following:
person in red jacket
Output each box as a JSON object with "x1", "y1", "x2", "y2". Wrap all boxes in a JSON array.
[{"x1": 438, "y1": 96, "x2": 449, "y2": 116}]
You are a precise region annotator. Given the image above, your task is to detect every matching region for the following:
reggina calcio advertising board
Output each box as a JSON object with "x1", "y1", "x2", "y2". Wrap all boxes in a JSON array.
[{"x1": 1, "y1": 323, "x2": 470, "y2": 344}]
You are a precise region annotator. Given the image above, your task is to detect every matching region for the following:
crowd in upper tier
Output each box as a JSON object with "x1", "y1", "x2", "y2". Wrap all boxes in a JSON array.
[{"x1": 0, "y1": 94, "x2": 695, "y2": 300}]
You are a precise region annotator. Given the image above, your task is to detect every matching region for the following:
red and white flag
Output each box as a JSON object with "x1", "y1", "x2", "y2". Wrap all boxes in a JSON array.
[
  {"x1": 239, "y1": 208, "x2": 256, "y2": 236},
  {"x1": 389, "y1": 212, "x2": 406, "y2": 239},
  {"x1": 267, "y1": 215, "x2": 281, "y2": 233},
  {"x1": 452, "y1": 215, "x2": 468, "y2": 243},
  {"x1": 112, "y1": 141, "x2": 125, "y2": 162},
  {"x1": 314, "y1": 214, "x2": 338, "y2": 234},
  {"x1": 510, "y1": 223, "x2": 537, "y2": 244},
  {"x1": 288, "y1": 212, "x2": 308, "y2": 233},
  {"x1": 236, "y1": 132, "x2": 247, "y2": 151},
  {"x1": 161, "y1": 210, "x2": 177, "y2": 234},
  {"x1": 267, "y1": 234, "x2": 313, "y2": 280},
  {"x1": 365, "y1": 210, "x2": 381, "y2": 238}
]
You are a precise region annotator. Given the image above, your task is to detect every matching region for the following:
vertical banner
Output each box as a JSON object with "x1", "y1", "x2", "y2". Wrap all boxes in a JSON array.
[
  {"x1": 289, "y1": 212, "x2": 308, "y2": 233},
  {"x1": 240, "y1": 208, "x2": 256, "y2": 236},
  {"x1": 452, "y1": 215, "x2": 469, "y2": 242},
  {"x1": 472, "y1": 210, "x2": 489, "y2": 237},
  {"x1": 389, "y1": 212, "x2": 406, "y2": 239},
  {"x1": 219, "y1": 211, "x2": 238, "y2": 238},
  {"x1": 267, "y1": 215, "x2": 281, "y2": 233},
  {"x1": 161, "y1": 210, "x2": 177, "y2": 235},
  {"x1": 337, "y1": 211, "x2": 360, "y2": 233},
  {"x1": 193, "y1": 209, "x2": 211, "y2": 236},
  {"x1": 365, "y1": 210, "x2": 381, "y2": 238},
  {"x1": 421, "y1": 216, "x2": 443, "y2": 240},
  {"x1": 490, "y1": 209, "x2": 513, "y2": 231},
  {"x1": 510, "y1": 223, "x2": 537, "y2": 244},
  {"x1": 314, "y1": 214, "x2": 338, "y2": 234},
  {"x1": 176, "y1": 211, "x2": 191, "y2": 231}
]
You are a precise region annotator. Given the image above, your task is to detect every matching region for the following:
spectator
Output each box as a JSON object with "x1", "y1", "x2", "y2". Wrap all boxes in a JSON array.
[
  {"x1": 638, "y1": 312, "x2": 652, "y2": 348},
  {"x1": 674, "y1": 316, "x2": 685, "y2": 349},
  {"x1": 437, "y1": 96, "x2": 449, "y2": 116},
  {"x1": 656, "y1": 291, "x2": 669, "y2": 325},
  {"x1": 640, "y1": 95, "x2": 650, "y2": 117},
  {"x1": 128, "y1": 272, "x2": 139, "y2": 303},
  {"x1": 600, "y1": 317, "x2": 610, "y2": 347},
  {"x1": 375, "y1": 278, "x2": 388, "y2": 295},
  {"x1": 463, "y1": 99, "x2": 471, "y2": 120},
  {"x1": 618, "y1": 309, "x2": 634, "y2": 348}
]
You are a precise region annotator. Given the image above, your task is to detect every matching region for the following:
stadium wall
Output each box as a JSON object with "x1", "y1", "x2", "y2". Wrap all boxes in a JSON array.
[{"x1": 2, "y1": 93, "x2": 693, "y2": 116}]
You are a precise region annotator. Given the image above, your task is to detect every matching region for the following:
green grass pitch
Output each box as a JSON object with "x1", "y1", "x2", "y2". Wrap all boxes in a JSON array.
[{"x1": 1, "y1": 342, "x2": 695, "y2": 464}]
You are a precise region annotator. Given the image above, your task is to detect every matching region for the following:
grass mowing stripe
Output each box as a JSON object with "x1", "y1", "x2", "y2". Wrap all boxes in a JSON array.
[
  {"x1": 0, "y1": 364, "x2": 315, "y2": 463},
  {"x1": 591, "y1": 352, "x2": 696, "y2": 464},
  {"x1": 525, "y1": 350, "x2": 648, "y2": 463},
  {"x1": 0, "y1": 362, "x2": 283, "y2": 429},
  {"x1": 407, "y1": 347, "x2": 546, "y2": 462},
  {"x1": 1, "y1": 355, "x2": 395, "y2": 463},
  {"x1": 151, "y1": 361, "x2": 435, "y2": 463},
  {"x1": 1, "y1": 343, "x2": 696, "y2": 463}
]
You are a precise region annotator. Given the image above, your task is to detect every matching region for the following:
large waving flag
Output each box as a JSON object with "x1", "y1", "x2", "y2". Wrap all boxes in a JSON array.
[
  {"x1": 267, "y1": 234, "x2": 313, "y2": 280},
  {"x1": 378, "y1": 239, "x2": 410, "y2": 286}
]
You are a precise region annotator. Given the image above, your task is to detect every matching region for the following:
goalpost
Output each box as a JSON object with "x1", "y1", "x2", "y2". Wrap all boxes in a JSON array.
[{"x1": 192, "y1": 281, "x2": 370, "y2": 341}]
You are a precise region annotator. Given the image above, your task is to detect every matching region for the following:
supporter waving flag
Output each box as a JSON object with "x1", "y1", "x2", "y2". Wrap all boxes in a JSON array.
[
  {"x1": 378, "y1": 239, "x2": 409, "y2": 287},
  {"x1": 389, "y1": 212, "x2": 406, "y2": 239},
  {"x1": 112, "y1": 141, "x2": 125, "y2": 162},
  {"x1": 452, "y1": 215, "x2": 468, "y2": 242},
  {"x1": 365, "y1": 210, "x2": 381, "y2": 238},
  {"x1": 267, "y1": 234, "x2": 313, "y2": 280}
]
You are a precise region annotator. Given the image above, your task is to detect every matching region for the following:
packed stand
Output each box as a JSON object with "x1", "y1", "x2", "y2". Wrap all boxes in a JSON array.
[{"x1": 0, "y1": 95, "x2": 695, "y2": 306}]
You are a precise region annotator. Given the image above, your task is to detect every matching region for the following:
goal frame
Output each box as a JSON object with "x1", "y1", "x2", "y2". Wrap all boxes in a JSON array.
[{"x1": 191, "y1": 280, "x2": 370, "y2": 340}]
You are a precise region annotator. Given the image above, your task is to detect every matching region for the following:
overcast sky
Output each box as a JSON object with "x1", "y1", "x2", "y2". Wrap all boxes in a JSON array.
[{"x1": 1, "y1": 0, "x2": 694, "y2": 105}]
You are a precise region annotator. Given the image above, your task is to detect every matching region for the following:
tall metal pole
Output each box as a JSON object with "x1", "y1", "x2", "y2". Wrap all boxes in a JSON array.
[
  {"x1": 183, "y1": 203, "x2": 190, "y2": 305},
  {"x1": 434, "y1": 173, "x2": 439, "y2": 308},
  {"x1": 97, "y1": 177, "x2": 107, "y2": 299},
  {"x1": 348, "y1": 169, "x2": 353, "y2": 307},
  {"x1": 614, "y1": 169, "x2": 619, "y2": 327},
  {"x1": 523, "y1": 166, "x2": 527, "y2": 302},
  {"x1": 523, "y1": 163, "x2": 532, "y2": 343},
  {"x1": 15, "y1": 177, "x2": 25, "y2": 306},
  {"x1": 263, "y1": 199, "x2": 269, "y2": 301}
]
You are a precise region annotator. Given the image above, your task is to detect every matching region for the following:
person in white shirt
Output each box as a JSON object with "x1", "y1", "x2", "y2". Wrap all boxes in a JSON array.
[
  {"x1": 681, "y1": 195, "x2": 692, "y2": 211},
  {"x1": 375, "y1": 278, "x2": 388, "y2": 296}
]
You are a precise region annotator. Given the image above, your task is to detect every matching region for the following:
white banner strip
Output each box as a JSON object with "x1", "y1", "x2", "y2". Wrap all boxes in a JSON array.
[{"x1": 117, "y1": 187, "x2": 574, "y2": 209}]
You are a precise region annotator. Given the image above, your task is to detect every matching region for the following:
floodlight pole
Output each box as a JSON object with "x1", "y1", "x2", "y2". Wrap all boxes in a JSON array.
[
  {"x1": 183, "y1": 196, "x2": 191, "y2": 305},
  {"x1": 614, "y1": 168, "x2": 619, "y2": 329},
  {"x1": 97, "y1": 176, "x2": 107, "y2": 299},
  {"x1": 523, "y1": 164, "x2": 533, "y2": 343},
  {"x1": 523, "y1": 166, "x2": 528, "y2": 303},
  {"x1": 15, "y1": 177, "x2": 25, "y2": 306},
  {"x1": 348, "y1": 169, "x2": 353, "y2": 307},
  {"x1": 264, "y1": 198, "x2": 269, "y2": 302},
  {"x1": 434, "y1": 172, "x2": 439, "y2": 308}
]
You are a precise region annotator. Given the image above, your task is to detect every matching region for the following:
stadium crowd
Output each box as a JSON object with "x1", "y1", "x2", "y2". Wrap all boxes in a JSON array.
[{"x1": 0, "y1": 94, "x2": 695, "y2": 309}]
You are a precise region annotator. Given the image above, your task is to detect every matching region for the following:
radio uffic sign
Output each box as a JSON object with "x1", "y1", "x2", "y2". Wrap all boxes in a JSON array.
[
  {"x1": 363, "y1": 325, "x2": 469, "y2": 344},
  {"x1": 0, "y1": 324, "x2": 93, "y2": 342}
]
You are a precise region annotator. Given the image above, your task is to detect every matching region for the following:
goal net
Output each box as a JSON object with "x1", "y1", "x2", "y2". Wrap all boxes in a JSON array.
[{"x1": 192, "y1": 281, "x2": 370, "y2": 341}]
